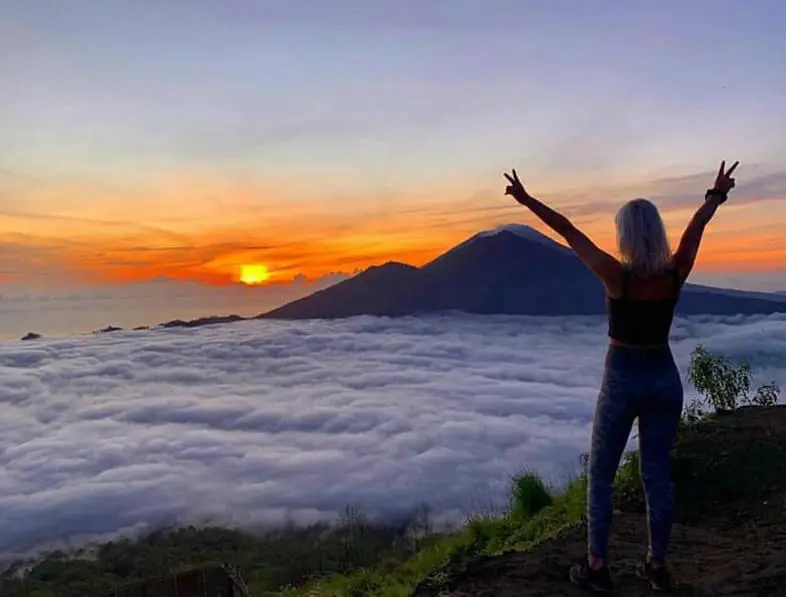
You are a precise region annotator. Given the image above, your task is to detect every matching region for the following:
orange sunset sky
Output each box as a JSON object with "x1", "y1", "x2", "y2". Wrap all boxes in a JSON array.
[
  {"x1": 3, "y1": 1, "x2": 786, "y2": 301},
  {"x1": 4, "y1": 166, "x2": 786, "y2": 291}
]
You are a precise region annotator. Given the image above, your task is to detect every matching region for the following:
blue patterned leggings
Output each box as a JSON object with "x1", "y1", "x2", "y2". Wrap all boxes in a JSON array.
[{"x1": 587, "y1": 344, "x2": 683, "y2": 564}]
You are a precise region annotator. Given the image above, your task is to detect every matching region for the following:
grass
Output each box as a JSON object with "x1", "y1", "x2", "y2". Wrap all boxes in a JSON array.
[{"x1": 283, "y1": 465, "x2": 589, "y2": 597}]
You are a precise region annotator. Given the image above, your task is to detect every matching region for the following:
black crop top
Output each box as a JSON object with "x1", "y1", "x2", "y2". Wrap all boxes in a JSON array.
[{"x1": 607, "y1": 268, "x2": 681, "y2": 345}]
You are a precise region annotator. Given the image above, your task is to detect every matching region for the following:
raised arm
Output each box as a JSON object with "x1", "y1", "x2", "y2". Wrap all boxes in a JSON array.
[
  {"x1": 503, "y1": 169, "x2": 621, "y2": 289},
  {"x1": 673, "y1": 160, "x2": 739, "y2": 283}
]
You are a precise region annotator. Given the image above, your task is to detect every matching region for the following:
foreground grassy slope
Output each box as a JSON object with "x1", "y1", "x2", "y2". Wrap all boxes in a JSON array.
[{"x1": 410, "y1": 405, "x2": 786, "y2": 596}]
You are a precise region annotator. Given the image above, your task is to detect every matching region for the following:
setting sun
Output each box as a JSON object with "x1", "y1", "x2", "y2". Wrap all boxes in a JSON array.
[{"x1": 239, "y1": 264, "x2": 271, "y2": 285}]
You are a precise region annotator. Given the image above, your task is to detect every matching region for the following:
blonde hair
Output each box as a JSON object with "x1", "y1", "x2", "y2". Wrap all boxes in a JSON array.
[{"x1": 615, "y1": 198, "x2": 673, "y2": 276}]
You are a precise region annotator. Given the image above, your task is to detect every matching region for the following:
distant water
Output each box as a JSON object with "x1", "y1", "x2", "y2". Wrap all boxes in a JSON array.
[
  {"x1": 0, "y1": 279, "x2": 340, "y2": 340},
  {"x1": 1, "y1": 313, "x2": 785, "y2": 558}
]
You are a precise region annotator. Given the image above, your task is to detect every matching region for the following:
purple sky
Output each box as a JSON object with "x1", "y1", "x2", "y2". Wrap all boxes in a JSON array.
[{"x1": 4, "y1": 1, "x2": 786, "y2": 181}]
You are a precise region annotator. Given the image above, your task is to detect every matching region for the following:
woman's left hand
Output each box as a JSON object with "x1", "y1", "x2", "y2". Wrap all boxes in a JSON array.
[
  {"x1": 504, "y1": 169, "x2": 531, "y2": 204},
  {"x1": 713, "y1": 160, "x2": 739, "y2": 194}
]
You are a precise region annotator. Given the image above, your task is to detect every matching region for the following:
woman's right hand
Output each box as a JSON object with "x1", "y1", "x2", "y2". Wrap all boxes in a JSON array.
[
  {"x1": 713, "y1": 160, "x2": 739, "y2": 194},
  {"x1": 503, "y1": 169, "x2": 531, "y2": 204}
]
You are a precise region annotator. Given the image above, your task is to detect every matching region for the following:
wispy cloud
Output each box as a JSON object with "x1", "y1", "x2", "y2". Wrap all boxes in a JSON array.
[
  {"x1": 1, "y1": 313, "x2": 785, "y2": 558},
  {"x1": 556, "y1": 167, "x2": 786, "y2": 218}
]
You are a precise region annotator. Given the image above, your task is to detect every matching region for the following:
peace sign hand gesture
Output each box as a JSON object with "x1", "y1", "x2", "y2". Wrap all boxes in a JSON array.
[
  {"x1": 503, "y1": 169, "x2": 531, "y2": 204},
  {"x1": 713, "y1": 160, "x2": 739, "y2": 194}
]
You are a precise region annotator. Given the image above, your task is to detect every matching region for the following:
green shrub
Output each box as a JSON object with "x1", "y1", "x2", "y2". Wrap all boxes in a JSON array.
[
  {"x1": 753, "y1": 381, "x2": 780, "y2": 407},
  {"x1": 509, "y1": 471, "x2": 553, "y2": 522},
  {"x1": 688, "y1": 345, "x2": 780, "y2": 412}
]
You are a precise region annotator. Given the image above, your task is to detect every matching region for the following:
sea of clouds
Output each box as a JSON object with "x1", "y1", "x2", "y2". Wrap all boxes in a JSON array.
[{"x1": 2, "y1": 312, "x2": 786, "y2": 559}]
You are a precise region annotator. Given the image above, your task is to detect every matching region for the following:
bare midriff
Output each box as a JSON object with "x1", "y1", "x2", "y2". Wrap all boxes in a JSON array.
[{"x1": 609, "y1": 337, "x2": 669, "y2": 350}]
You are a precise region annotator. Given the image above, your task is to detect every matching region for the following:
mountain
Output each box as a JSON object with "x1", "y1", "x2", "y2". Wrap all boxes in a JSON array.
[{"x1": 262, "y1": 224, "x2": 786, "y2": 320}]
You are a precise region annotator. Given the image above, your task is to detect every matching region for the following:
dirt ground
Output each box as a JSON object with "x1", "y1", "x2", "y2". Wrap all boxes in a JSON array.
[
  {"x1": 412, "y1": 511, "x2": 786, "y2": 596},
  {"x1": 412, "y1": 407, "x2": 786, "y2": 596}
]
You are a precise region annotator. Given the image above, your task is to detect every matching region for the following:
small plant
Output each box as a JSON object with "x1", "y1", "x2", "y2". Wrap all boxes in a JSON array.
[
  {"x1": 403, "y1": 503, "x2": 433, "y2": 552},
  {"x1": 615, "y1": 451, "x2": 639, "y2": 487},
  {"x1": 509, "y1": 472, "x2": 553, "y2": 522},
  {"x1": 753, "y1": 381, "x2": 780, "y2": 407},
  {"x1": 687, "y1": 345, "x2": 780, "y2": 412},
  {"x1": 681, "y1": 398, "x2": 707, "y2": 426}
]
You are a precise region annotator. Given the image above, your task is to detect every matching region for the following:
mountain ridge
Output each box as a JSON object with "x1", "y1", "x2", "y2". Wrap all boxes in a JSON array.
[{"x1": 262, "y1": 224, "x2": 786, "y2": 320}]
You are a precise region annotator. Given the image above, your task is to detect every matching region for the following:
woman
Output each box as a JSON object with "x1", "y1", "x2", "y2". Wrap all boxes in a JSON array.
[{"x1": 503, "y1": 161, "x2": 739, "y2": 593}]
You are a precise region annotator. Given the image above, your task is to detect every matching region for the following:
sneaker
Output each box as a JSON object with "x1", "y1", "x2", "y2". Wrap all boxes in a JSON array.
[
  {"x1": 636, "y1": 559, "x2": 673, "y2": 591},
  {"x1": 569, "y1": 560, "x2": 614, "y2": 593}
]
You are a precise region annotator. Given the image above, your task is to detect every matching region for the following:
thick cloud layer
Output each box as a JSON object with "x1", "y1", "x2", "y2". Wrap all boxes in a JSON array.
[{"x1": 1, "y1": 313, "x2": 785, "y2": 558}]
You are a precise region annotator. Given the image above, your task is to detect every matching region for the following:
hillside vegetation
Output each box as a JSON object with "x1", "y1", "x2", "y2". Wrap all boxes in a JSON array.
[{"x1": 2, "y1": 346, "x2": 783, "y2": 596}]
